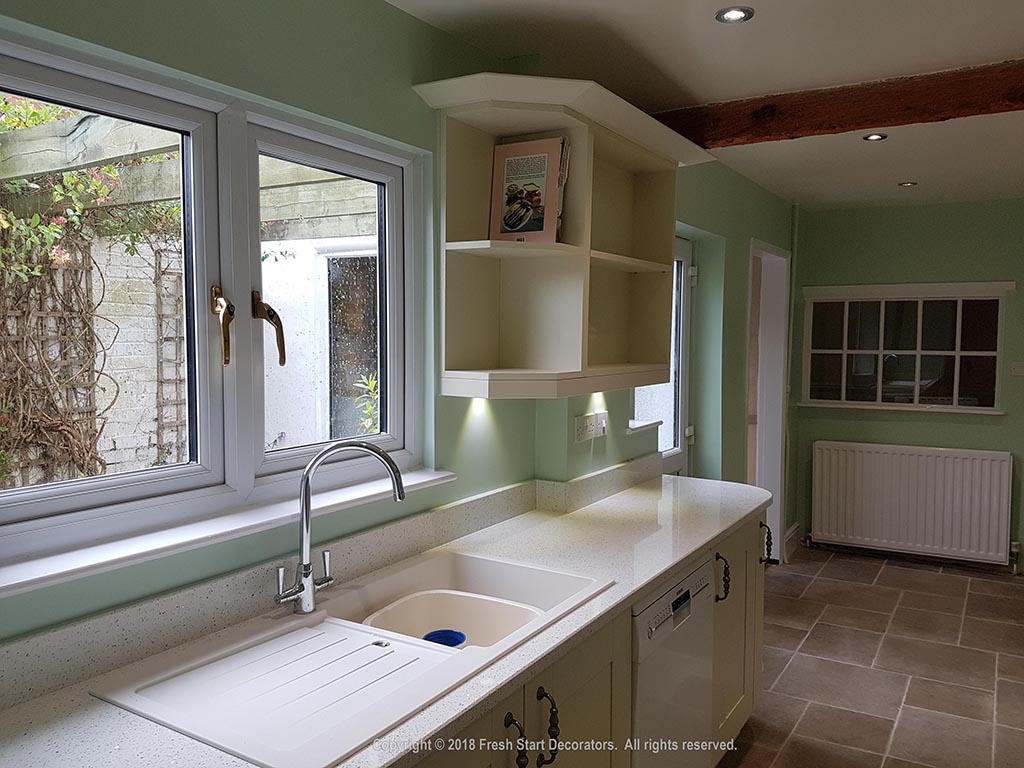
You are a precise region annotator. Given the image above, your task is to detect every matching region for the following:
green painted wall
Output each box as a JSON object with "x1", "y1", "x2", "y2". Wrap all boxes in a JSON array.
[
  {"x1": 534, "y1": 390, "x2": 658, "y2": 482},
  {"x1": 675, "y1": 162, "x2": 794, "y2": 482},
  {"x1": 790, "y1": 199, "x2": 1024, "y2": 543}
]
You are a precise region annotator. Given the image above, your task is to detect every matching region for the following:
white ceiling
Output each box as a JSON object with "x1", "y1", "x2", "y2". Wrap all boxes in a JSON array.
[
  {"x1": 713, "y1": 111, "x2": 1024, "y2": 210},
  {"x1": 388, "y1": 0, "x2": 1024, "y2": 207}
]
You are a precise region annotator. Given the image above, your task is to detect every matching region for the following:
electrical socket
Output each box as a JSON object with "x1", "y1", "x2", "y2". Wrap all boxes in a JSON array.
[{"x1": 574, "y1": 411, "x2": 609, "y2": 443}]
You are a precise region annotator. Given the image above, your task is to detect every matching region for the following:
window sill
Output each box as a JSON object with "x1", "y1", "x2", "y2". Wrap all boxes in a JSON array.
[
  {"x1": 627, "y1": 419, "x2": 663, "y2": 435},
  {"x1": 0, "y1": 468, "x2": 455, "y2": 599},
  {"x1": 797, "y1": 401, "x2": 1006, "y2": 416}
]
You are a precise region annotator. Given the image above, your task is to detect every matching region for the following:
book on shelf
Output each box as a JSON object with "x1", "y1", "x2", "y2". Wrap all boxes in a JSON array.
[{"x1": 489, "y1": 136, "x2": 570, "y2": 244}]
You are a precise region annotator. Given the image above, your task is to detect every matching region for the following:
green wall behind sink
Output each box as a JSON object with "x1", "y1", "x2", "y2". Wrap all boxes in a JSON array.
[{"x1": 0, "y1": 1, "x2": 794, "y2": 640}]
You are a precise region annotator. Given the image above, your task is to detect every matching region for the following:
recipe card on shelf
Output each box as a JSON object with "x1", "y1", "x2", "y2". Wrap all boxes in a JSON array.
[{"x1": 489, "y1": 137, "x2": 567, "y2": 243}]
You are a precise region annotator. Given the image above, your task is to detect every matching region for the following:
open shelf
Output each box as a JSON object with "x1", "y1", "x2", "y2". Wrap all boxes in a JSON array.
[
  {"x1": 590, "y1": 249, "x2": 671, "y2": 273},
  {"x1": 446, "y1": 240, "x2": 587, "y2": 260},
  {"x1": 440, "y1": 363, "x2": 670, "y2": 400}
]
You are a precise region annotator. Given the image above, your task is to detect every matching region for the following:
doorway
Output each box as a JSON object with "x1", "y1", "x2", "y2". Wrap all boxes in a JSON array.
[{"x1": 747, "y1": 241, "x2": 791, "y2": 562}]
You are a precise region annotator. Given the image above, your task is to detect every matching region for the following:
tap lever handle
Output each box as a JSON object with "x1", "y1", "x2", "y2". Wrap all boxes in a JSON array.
[
  {"x1": 276, "y1": 565, "x2": 286, "y2": 595},
  {"x1": 314, "y1": 549, "x2": 335, "y2": 590}
]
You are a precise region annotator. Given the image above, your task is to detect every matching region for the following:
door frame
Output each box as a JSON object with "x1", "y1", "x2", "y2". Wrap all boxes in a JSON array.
[{"x1": 746, "y1": 239, "x2": 792, "y2": 561}]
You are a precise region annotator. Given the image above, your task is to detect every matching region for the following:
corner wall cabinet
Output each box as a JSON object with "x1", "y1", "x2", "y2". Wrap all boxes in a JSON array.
[{"x1": 414, "y1": 73, "x2": 711, "y2": 399}]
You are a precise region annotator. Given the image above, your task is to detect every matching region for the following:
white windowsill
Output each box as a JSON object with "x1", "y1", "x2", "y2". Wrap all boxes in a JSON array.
[
  {"x1": 797, "y1": 401, "x2": 1006, "y2": 416},
  {"x1": 626, "y1": 419, "x2": 663, "y2": 435},
  {"x1": 0, "y1": 468, "x2": 456, "y2": 599}
]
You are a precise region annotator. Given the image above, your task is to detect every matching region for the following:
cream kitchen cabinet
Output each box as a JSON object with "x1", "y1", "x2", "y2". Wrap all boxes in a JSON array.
[
  {"x1": 415, "y1": 612, "x2": 632, "y2": 768},
  {"x1": 710, "y1": 514, "x2": 768, "y2": 761}
]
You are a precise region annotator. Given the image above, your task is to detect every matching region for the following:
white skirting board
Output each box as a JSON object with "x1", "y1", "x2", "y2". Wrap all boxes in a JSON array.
[{"x1": 812, "y1": 440, "x2": 1012, "y2": 564}]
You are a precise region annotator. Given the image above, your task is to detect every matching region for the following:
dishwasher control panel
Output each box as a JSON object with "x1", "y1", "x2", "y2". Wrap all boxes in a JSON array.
[{"x1": 636, "y1": 561, "x2": 713, "y2": 645}]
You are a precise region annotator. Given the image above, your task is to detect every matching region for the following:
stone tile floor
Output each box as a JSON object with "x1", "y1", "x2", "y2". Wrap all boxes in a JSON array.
[{"x1": 720, "y1": 547, "x2": 1024, "y2": 768}]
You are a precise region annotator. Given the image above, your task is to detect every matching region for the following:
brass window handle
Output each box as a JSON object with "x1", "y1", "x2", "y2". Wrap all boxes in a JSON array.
[
  {"x1": 252, "y1": 290, "x2": 286, "y2": 366},
  {"x1": 210, "y1": 285, "x2": 235, "y2": 367}
]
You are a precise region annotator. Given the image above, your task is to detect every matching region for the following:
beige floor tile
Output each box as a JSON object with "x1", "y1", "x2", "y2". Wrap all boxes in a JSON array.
[
  {"x1": 799, "y1": 623, "x2": 883, "y2": 666},
  {"x1": 966, "y1": 591, "x2": 1024, "y2": 626},
  {"x1": 889, "y1": 707, "x2": 993, "y2": 768},
  {"x1": 773, "y1": 736, "x2": 883, "y2": 768},
  {"x1": 884, "y1": 558, "x2": 942, "y2": 573},
  {"x1": 783, "y1": 548, "x2": 832, "y2": 577},
  {"x1": 942, "y1": 565, "x2": 1016, "y2": 582},
  {"x1": 793, "y1": 702, "x2": 894, "y2": 753},
  {"x1": 716, "y1": 743, "x2": 777, "y2": 768},
  {"x1": 741, "y1": 691, "x2": 808, "y2": 748},
  {"x1": 998, "y1": 652, "x2": 1024, "y2": 682},
  {"x1": 875, "y1": 568, "x2": 968, "y2": 598},
  {"x1": 887, "y1": 607, "x2": 962, "y2": 644},
  {"x1": 765, "y1": 594, "x2": 826, "y2": 629},
  {"x1": 875, "y1": 635, "x2": 995, "y2": 690},
  {"x1": 802, "y1": 578, "x2": 901, "y2": 613},
  {"x1": 775, "y1": 654, "x2": 908, "y2": 718},
  {"x1": 996, "y1": 678, "x2": 1024, "y2": 729},
  {"x1": 820, "y1": 605, "x2": 892, "y2": 633},
  {"x1": 766, "y1": 570, "x2": 814, "y2": 598},
  {"x1": 969, "y1": 577, "x2": 1024, "y2": 599},
  {"x1": 763, "y1": 646, "x2": 793, "y2": 689},
  {"x1": 898, "y1": 590, "x2": 964, "y2": 616},
  {"x1": 994, "y1": 725, "x2": 1024, "y2": 768},
  {"x1": 764, "y1": 623, "x2": 808, "y2": 651},
  {"x1": 903, "y1": 677, "x2": 993, "y2": 722},
  {"x1": 883, "y1": 759, "x2": 935, "y2": 768},
  {"x1": 960, "y1": 616, "x2": 1024, "y2": 655},
  {"x1": 819, "y1": 557, "x2": 885, "y2": 585}
]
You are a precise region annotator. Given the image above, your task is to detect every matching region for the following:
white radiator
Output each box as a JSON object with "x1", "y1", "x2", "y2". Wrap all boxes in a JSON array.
[{"x1": 812, "y1": 441, "x2": 1013, "y2": 564}]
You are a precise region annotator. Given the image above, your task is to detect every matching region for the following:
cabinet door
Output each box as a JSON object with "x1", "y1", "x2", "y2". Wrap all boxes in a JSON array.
[
  {"x1": 415, "y1": 691, "x2": 522, "y2": 768},
  {"x1": 523, "y1": 612, "x2": 632, "y2": 768},
  {"x1": 710, "y1": 516, "x2": 761, "y2": 751}
]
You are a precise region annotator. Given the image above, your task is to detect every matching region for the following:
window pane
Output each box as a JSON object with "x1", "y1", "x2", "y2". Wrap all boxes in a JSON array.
[
  {"x1": 958, "y1": 356, "x2": 997, "y2": 408},
  {"x1": 0, "y1": 91, "x2": 191, "y2": 491},
  {"x1": 921, "y1": 300, "x2": 957, "y2": 351},
  {"x1": 847, "y1": 301, "x2": 880, "y2": 350},
  {"x1": 845, "y1": 354, "x2": 878, "y2": 402},
  {"x1": 960, "y1": 299, "x2": 998, "y2": 352},
  {"x1": 811, "y1": 302, "x2": 844, "y2": 349},
  {"x1": 259, "y1": 154, "x2": 383, "y2": 452},
  {"x1": 881, "y1": 354, "x2": 916, "y2": 404},
  {"x1": 919, "y1": 355, "x2": 955, "y2": 405},
  {"x1": 883, "y1": 300, "x2": 918, "y2": 350},
  {"x1": 809, "y1": 354, "x2": 842, "y2": 400}
]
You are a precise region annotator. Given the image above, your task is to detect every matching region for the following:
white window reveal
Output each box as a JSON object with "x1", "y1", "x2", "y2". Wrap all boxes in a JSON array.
[
  {"x1": 633, "y1": 237, "x2": 693, "y2": 474},
  {"x1": 801, "y1": 282, "x2": 1015, "y2": 413}
]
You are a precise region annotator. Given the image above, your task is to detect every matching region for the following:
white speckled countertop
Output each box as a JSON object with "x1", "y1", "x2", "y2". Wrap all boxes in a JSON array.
[{"x1": 0, "y1": 475, "x2": 770, "y2": 768}]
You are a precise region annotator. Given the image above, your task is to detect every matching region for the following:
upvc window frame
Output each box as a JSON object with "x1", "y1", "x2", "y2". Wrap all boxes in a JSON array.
[
  {"x1": 800, "y1": 282, "x2": 1015, "y2": 415},
  {"x1": 631, "y1": 236, "x2": 693, "y2": 476},
  {"x1": 0, "y1": 51, "x2": 224, "y2": 527},
  {"x1": 0, "y1": 26, "x2": 431, "y2": 579}
]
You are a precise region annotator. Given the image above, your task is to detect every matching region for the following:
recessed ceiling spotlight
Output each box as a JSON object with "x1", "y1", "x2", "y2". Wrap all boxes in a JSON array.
[
  {"x1": 863, "y1": 132, "x2": 888, "y2": 142},
  {"x1": 715, "y1": 6, "x2": 755, "y2": 23},
  {"x1": 898, "y1": 181, "x2": 918, "y2": 187}
]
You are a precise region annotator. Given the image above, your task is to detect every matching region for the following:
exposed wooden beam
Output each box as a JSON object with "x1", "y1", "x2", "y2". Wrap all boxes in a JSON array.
[{"x1": 655, "y1": 59, "x2": 1024, "y2": 149}]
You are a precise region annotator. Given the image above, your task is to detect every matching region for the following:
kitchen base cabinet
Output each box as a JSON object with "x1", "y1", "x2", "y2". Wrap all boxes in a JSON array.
[
  {"x1": 414, "y1": 612, "x2": 631, "y2": 768},
  {"x1": 710, "y1": 515, "x2": 766, "y2": 763}
]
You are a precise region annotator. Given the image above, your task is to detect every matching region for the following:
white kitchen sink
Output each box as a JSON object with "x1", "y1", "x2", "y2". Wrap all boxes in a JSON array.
[{"x1": 91, "y1": 550, "x2": 611, "y2": 768}]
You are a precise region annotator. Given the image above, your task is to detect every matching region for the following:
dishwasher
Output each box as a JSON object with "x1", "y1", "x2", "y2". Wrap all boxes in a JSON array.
[{"x1": 631, "y1": 559, "x2": 714, "y2": 768}]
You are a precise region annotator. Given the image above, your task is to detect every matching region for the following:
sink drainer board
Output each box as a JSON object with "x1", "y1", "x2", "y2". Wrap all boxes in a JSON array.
[{"x1": 91, "y1": 551, "x2": 613, "y2": 768}]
